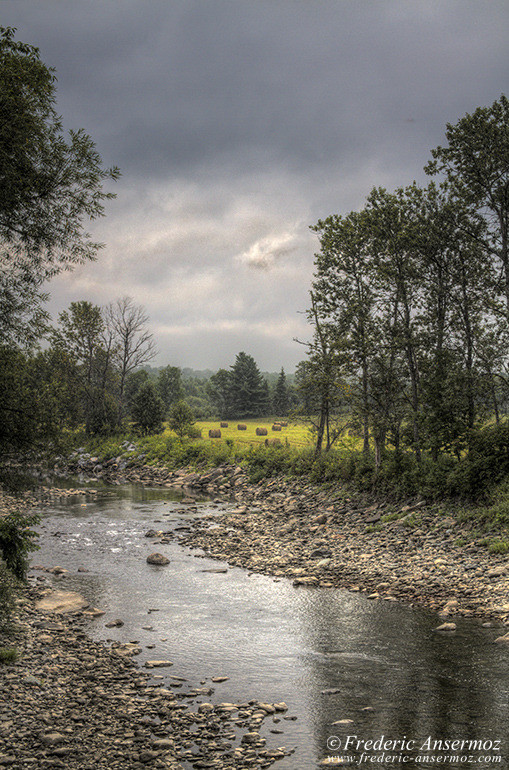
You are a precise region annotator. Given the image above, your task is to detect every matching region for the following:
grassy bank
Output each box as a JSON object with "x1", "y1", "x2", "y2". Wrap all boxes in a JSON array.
[{"x1": 68, "y1": 418, "x2": 509, "y2": 553}]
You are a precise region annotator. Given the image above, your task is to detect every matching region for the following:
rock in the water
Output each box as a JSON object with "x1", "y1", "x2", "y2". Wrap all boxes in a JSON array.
[
  {"x1": 434, "y1": 622, "x2": 457, "y2": 632},
  {"x1": 144, "y1": 660, "x2": 174, "y2": 668},
  {"x1": 146, "y1": 552, "x2": 170, "y2": 566}
]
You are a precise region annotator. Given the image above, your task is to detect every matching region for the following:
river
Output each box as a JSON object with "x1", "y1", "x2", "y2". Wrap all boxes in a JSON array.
[{"x1": 32, "y1": 481, "x2": 508, "y2": 769}]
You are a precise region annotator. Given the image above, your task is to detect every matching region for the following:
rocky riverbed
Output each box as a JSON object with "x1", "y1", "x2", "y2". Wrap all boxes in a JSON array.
[
  {"x1": 0, "y1": 586, "x2": 295, "y2": 770},
  {"x1": 1, "y1": 456, "x2": 508, "y2": 770},
  {"x1": 51, "y1": 452, "x2": 509, "y2": 624}
]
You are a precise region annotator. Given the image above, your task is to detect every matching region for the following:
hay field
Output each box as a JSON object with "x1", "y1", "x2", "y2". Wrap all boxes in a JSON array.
[{"x1": 196, "y1": 418, "x2": 313, "y2": 448}]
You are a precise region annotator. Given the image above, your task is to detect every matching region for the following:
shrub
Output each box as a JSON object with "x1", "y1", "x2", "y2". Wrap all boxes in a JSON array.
[
  {"x1": 168, "y1": 400, "x2": 196, "y2": 441},
  {"x1": 455, "y1": 422, "x2": 509, "y2": 499},
  {"x1": 0, "y1": 647, "x2": 18, "y2": 664},
  {"x1": 132, "y1": 383, "x2": 165, "y2": 435},
  {"x1": 0, "y1": 510, "x2": 40, "y2": 580}
]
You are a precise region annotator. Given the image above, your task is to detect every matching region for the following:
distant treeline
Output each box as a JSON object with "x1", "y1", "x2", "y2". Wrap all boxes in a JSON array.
[{"x1": 0, "y1": 299, "x2": 308, "y2": 452}]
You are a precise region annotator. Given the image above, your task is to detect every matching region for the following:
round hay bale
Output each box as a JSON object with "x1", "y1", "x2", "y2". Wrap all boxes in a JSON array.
[
  {"x1": 220, "y1": 422, "x2": 229, "y2": 428},
  {"x1": 271, "y1": 424, "x2": 282, "y2": 431},
  {"x1": 265, "y1": 438, "x2": 282, "y2": 447},
  {"x1": 208, "y1": 429, "x2": 222, "y2": 438},
  {"x1": 255, "y1": 427, "x2": 268, "y2": 436},
  {"x1": 237, "y1": 424, "x2": 247, "y2": 430}
]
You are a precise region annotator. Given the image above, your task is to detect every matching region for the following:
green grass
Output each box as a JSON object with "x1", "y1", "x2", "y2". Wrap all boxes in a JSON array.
[
  {"x1": 488, "y1": 540, "x2": 509, "y2": 555},
  {"x1": 68, "y1": 416, "x2": 509, "y2": 545}
]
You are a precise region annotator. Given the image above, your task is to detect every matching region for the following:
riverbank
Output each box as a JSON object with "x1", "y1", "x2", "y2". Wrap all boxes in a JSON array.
[
  {"x1": 0, "y1": 584, "x2": 294, "y2": 769},
  {"x1": 51, "y1": 454, "x2": 509, "y2": 623}
]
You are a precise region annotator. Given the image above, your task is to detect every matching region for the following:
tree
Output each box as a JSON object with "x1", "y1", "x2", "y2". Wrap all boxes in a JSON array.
[
  {"x1": 104, "y1": 297, "x2": 156, "y2": 419},
  {"x1": 229, "y1": 352, "x2": 269, "y2": 418},
  {"x1": 131, "y1": 381, "x2": 164, "y2": 435},
  {"x1": 125, "y1": 369, "x2": 149, "y2": 416},
  {"x1": 157, "y1": 365, "x2": 183, "y2": 414},
  {"x1": 52, "y1": 301, "x2": 118, "y2": 434},
  {"x1": 312, "y1": 209, "x2": 377, "y2": 454},
  {"x1": 207, "y1": 368, "x2": 234, "y2": 419},
  {"x1": 0, "y1": 346, "x2": 79, "y2": 455},
  {"x1": 0, "y1": 27, "x2": 119, "y2": 348},
  {"x1": 272, "y1": 368, "x2": 290, "y2": 416},
  {"x1": 0, "y1": 347, "x2": 37, "y2": 453},
  {"x1": 168, "y1": 399, "x2": 195, "y2": 440},
  {"x1": 425, "y1": 95, "x2": 508, "y2": 314},
  {"x1": 296, "y1": 293, "x2": 347, "y2": 455}
]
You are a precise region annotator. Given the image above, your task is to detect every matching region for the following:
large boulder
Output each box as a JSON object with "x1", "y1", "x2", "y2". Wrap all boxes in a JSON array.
[{"x1": 146, "y1": 552, "x2": 170, "y2": 566}]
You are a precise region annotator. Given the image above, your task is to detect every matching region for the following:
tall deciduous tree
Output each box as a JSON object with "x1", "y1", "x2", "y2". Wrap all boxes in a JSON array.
[
  {"x1": 295, "y1": 293, "x2": 347, "y2": 455},
  {"x1": 0, "y1": 27, "x2": 119, "y2": 347},
  {"x1": 104, "y1": 297, "x2": 156, "y2": 419},
  {"x1": 425, "y1": 95, "x2": 509, "y2": 313},
  {"x1": 52, "y1": 301, "x2": 118, "y2": 434},
  {"x1": 312, "y1": 209, "x2": 377, "y2": 454}
]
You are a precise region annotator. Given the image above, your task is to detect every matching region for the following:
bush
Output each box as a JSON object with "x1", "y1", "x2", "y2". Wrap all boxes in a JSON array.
[
  {"x1": 0, "y1": 510, "x2": 40, "y2": 580},
  {"x1": 245, "y1": 444, "x2": 294, "y2": 482},
  {"x1": 0, "y1": 647, "x2": 18, "y2": 664},
  {"x1": 168, "y1": 400, "x2": 196, "y2": 441},
  {"x1": 454, "y1": 422, "x2": 509, "y2": 499},
  {"x1": 488, "y1": 540, "x2": 509, "y2": 555}
]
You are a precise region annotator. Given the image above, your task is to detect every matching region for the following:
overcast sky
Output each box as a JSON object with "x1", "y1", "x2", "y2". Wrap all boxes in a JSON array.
[{"x1": 2, "y1": 1, "x2": 508, "y2": 371}]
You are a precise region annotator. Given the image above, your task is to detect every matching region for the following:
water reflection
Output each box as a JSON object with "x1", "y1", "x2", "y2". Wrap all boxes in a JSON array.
[
  {"x1": 297, "y1": 593, "x2": 508, "y2": 765},
  {"x1": 33, "y1": 484, "x2": 508, "y2": 769}
]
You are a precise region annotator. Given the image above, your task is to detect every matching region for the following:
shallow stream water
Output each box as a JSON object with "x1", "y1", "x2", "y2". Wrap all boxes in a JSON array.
[{"x1": 32, "y1": 482, "x2": 508, "y2": 769}]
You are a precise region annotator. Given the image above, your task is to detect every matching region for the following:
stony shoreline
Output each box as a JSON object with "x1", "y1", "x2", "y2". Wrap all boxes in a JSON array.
[
  {"x1": 1, "y1": 457, "x2": 508, "y2": 769},
  {"x1": 0, "y1": 586, "x2": 295, "y2": 769},
  {"x1": 53, "y1": 453, "x2": 509, "y2": 624}
]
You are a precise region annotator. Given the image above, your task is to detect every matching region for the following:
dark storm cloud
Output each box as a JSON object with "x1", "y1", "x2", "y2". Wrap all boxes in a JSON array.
[
  {"x1": 4, "y1": 0, "x2": 507, "y2": 178},
  {"x1": 1, "y1": 1, "x2": 508, "y2": 369}
]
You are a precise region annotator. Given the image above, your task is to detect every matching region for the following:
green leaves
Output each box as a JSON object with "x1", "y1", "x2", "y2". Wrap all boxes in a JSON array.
[
  {"x1": 0, "y1": 26, "x2": 119, "y2": 348},
  {"x1": 426, "y1": 94, "x2": 509, "y2": 309},
  {"x1": 310, "y1": 159, "x2": 507, "y2": 462}
]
